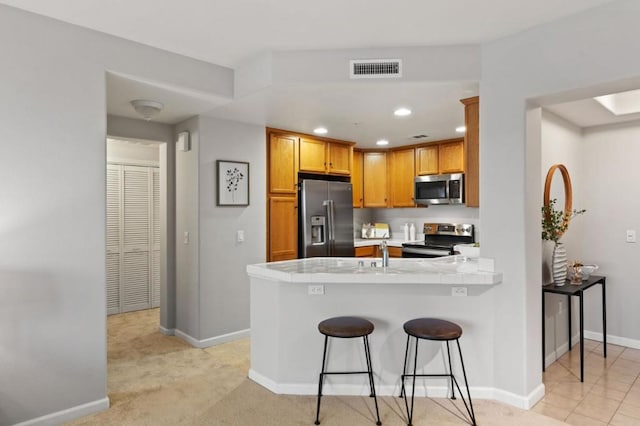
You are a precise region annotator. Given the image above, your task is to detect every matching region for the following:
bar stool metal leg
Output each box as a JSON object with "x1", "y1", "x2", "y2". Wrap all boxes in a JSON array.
[
  {"x1": 446, "y1": 341, "x2": 456, "y2": 400},
  {"x1": 363, "y1": 335, "x2": 382, "y2": 426},
  {"x1": 315, "y1": 335, "x2": 329, "y2": 425},
  {"x1": 400, "y1": 334, "x2": 410, "y2": 398},
  {"x1": 456, "y1": 339, "x2": 476, "y2": 425},
  {"x1": 404, "y1": 337, "x2": 419, "y2": 426}
]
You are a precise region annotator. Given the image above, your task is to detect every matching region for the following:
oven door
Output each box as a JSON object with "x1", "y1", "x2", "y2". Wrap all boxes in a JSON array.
[{"x1": 401, "y1": 246, "x2": 451, "y2": 258}]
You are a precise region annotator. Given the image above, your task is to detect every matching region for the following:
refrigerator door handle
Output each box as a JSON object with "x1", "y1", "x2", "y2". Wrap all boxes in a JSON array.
[{"x1": 323, "y1": 199, "x2": 335, "y2": 256}]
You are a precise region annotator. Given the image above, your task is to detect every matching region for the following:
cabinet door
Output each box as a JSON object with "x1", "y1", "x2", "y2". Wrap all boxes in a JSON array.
[
  {"x1": 269, "y1": 196, "x2": 298, "y2": 261},
  {"x1": 363, "y1": 152, "x2": 388, "y2": 207},
  {"x1": 352, "y1": 150, "x2": 364, "y2": 208},
  {"x1": 439, "y1": 141, "x2": 464, "y2": 173},
  {"x1": 269, "y1": 133, "x2": 298, "y2": 194},
  {"x1": 299, "y1": 137, "x2": 327, "y2": 173},
  {"x1": 328, "y1": 143, "x2": 351, "y2": 175},
  {"x1": 389, "y1": 247, "x2": 403, "y2": 258},
  {"x1": 415, "y1": 145, "x2": 439, "y2": 175},
  {"x1": 390, "y1": 148, "x2": 416, "y2": 207},
  {"x1": 355, "y1": 246, "x2": 375, "y2": 257},
  {"x1": 461, "y1": 96, "x2": 479, "y2": 207}
]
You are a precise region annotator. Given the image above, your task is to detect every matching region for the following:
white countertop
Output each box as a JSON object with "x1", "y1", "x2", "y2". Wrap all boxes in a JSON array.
[{"x1": 247, "y1": 256, "x2": 501, "y2": 285}]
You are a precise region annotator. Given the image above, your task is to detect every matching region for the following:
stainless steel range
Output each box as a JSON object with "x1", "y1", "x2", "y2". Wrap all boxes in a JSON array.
[{"x1": 401, "y1": 223, "x2": 474, "y2": 258}]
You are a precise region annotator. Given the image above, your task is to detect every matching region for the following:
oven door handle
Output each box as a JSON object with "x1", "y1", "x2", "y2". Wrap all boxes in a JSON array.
[{"x1": 401, "y1": 247, "x2": 450, "y2": 256}]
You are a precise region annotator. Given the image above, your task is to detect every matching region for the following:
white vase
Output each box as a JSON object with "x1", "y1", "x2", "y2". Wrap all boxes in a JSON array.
[{"x1": 552, "y1": 242, "x2": 567, "y2": 286}]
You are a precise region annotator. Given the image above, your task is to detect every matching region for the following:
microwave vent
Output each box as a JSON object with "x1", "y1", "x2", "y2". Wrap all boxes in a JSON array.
[{"x1": 349, "y1": 59, "x2": 402, "y2": 79}]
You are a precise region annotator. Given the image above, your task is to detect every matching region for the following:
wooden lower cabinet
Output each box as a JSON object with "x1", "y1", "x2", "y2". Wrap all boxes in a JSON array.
[
  {"x1": 268, "y1": 196, "x2": 297, "y2": 261},
  {"x1": 355, "y1": 245, "x2": 402, "y2": 258}
]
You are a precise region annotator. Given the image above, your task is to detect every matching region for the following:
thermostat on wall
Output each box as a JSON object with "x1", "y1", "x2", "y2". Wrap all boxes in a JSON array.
[{"x1": 177, "y1": 131, "x2": 190, "y2": 152}]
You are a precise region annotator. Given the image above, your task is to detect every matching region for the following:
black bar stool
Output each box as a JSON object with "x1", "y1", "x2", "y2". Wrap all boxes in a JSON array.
[
  {"x1": 314, "y1": 316, "x2": 382, "y2": 425},
  {"x1": 400, "y1": 318, "x2": 476, "y2": 426}
]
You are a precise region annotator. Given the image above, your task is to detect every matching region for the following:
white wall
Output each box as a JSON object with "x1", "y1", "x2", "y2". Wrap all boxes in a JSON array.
[
  {"x1": 481, "y1": 0, "x2": 640, "y2": 401},
  {"x1": 0, "y1": 4, "x2": 231, "y2": 424},
  {"x1": 582, "y1": 121, "x2": 640, "y2": 345}
]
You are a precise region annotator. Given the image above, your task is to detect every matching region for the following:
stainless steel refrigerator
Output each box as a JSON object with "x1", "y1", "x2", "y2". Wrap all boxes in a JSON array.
[{"x1": 299, "y1": 179, "x2": 355, "y2": 257}]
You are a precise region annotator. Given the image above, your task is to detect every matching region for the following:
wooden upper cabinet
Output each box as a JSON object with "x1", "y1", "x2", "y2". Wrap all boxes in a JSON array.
[
  {"x1": 438, "y1": 140, "x2": 464, "y2": 173},
  {"x1": 363, "y1": 152, "x2": 388, "y2": 208},
  {"x1": 461, "y1": 96, "x2": 479, "y2": 207},
  {"x1": 299, "y1": 138, "x2": 352, "y2": 175},
  {"x1": 269, "y1": 133, "x2": 298, "y2": 194},
  {"x1": 299, "y1": 137, "x2": 327, "y2": 173},
  {"x1": 328, "y1": 143, "x2": 351, "y2": 175},
  {"x1": 352, "y1": 150, "x2": 364, "y2": 208},
  {"x1": 415, "y1": 145, "x2": 439, "y2": 175},
  {"x1": 389, "y1": 148, "x2": 416, "y2": 207}
]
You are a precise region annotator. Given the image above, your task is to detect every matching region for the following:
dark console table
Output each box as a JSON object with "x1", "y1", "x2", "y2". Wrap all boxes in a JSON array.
[{"x1": 542, "y1": 275, "x2": 606, "y2": 382}]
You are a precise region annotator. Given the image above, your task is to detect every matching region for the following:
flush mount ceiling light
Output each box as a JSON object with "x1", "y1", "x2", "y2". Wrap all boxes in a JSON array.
[
  {"x1": 594, "y1": 89, "x2": 640, "y2": 116},
  {"x1": 313, "y1": 127, "x2": 328, "y2": 135},
  {"x1": 130, "y1": 99, "x2": 164, "y2": 121},
  {"x1": 456, "y1": 126, "x2": 467, "y2": 133},
  {"x1": 394, "y1": 107, "x2": 412, "y2": 117},
  {"x1": 376, "y1": 139, "x2": 389, "y2": 146}
]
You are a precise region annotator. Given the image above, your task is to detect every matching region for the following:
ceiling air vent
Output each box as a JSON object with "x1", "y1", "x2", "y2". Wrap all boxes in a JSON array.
[{"x1": 349, "y1": 59, "x2": 402, "y2": 79}]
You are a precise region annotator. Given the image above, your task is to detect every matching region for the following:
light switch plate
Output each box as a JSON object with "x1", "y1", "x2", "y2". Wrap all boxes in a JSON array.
[
  {"x1": 626, "y1": 229, "x2": 636, "y2": 243},
  {"x1": 308, "y1": 285, "x2": 324, "y2": 295},
  {"x1": 237, "y1": 230, "x2": 245, "y2": 242}
]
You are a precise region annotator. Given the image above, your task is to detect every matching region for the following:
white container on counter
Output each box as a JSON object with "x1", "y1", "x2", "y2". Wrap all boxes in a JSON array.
[
  {"x1": 409, "y1": 223, "x2": 416, "y2": 241},
  {"x1": 403, "y1": 223, "x2": 409, "y2": 241}
]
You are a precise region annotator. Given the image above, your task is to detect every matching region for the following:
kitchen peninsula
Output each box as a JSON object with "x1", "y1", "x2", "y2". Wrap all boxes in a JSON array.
[{"x1": 247, "y1": 256, "x2": 501, "y2": 398}]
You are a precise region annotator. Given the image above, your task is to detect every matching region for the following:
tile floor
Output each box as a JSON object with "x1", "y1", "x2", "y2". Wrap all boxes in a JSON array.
[{"x1": 533, "y1": 340, "x2": 640, "y2": 425}]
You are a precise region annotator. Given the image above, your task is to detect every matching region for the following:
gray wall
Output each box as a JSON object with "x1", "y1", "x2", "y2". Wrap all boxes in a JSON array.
[
  {"x1": 198, "y1": 117, "x2": 266, "y2": 339},
  {"x1": 482, "y1": 0, "x2": 640, "y2": 399},
  {"x1": 0, "y1": 4, "x2": 231, "y2": 424}
]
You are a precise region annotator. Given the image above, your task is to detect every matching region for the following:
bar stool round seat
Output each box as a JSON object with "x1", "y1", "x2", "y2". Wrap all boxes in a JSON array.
[
  {"x1": 318, "y1": 316, "x2": 374, "y2": 338},
  {"x1": 400, "y1": 318, "x2": 476, "y2": 426},
  {"x1": 315, "y1": 316, "x2": 382, "y2": 426},
  {"x1": 403, "y1": 318, "x2": 462, "y2": 341}
]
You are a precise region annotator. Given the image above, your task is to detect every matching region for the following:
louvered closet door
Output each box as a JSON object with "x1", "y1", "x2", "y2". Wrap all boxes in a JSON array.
[
  {"x1": 122, "y1": 165, "x2": 152, "y2": 312},
  {"x1": 151, "y1": 168, "x2": 160, "y2": 308},
  {"x1": 106, "y1": 165, "x2": 122, "y2": 315}
]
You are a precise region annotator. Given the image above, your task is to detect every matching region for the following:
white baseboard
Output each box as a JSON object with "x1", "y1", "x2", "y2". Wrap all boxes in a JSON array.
[
  {"x1": 248, "y1": 370, "x2": 545, "y2": 410},
  {"x1": 15, "y1": 397, "x2": 109, "y2": 426},
  {"x1": 174, "y1": 328, "x2": 250, "y2": 349},
  {"x1": 158, "y1": 325, "x2": 174, "y2": 336},
  {"x1": 584, "y1": 331, "x2": 640, "y2": 350}
]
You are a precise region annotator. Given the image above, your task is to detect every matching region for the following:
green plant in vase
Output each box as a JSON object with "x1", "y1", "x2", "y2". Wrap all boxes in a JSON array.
[{"x1": 541, "y1": 198, "x2": 585, "y2": 285}]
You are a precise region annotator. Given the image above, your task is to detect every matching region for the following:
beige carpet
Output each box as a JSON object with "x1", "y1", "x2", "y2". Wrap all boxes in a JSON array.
[{"x1": 68, "y1": 309, "x2": 567, "y2": 425}]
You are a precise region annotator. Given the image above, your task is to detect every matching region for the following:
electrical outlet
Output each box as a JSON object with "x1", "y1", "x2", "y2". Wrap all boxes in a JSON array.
[
  {"x1": 183, "y1": 231, "x2": 190, "y2": 245},
  {"x1": 452, "y1": 287, "x2": 467, "y2": 297},
  {"x1": 626, "y1": 229, "x2": 636, "y2": 243},
  {"x1": 308, "y1": 285, "x2": 325, "y2": 295}
]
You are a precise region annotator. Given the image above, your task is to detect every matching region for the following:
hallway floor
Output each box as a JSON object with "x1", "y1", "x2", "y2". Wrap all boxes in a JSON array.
[{"x1": 533, "y1": 340, "x2": 640, "y2": 425}]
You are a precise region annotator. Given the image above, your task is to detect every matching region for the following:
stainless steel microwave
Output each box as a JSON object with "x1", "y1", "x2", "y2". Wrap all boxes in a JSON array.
[{"x1": 414, "y1": 173, "x2": 464, "y2": 205}]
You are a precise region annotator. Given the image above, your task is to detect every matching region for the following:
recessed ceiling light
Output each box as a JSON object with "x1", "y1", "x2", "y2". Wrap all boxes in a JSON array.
[
  {"x1": 313, "y1": 127, "x2": 328, "y2": 135},
  {"x1": 594, "y1": 89, "x2": 640, "y2": 116},
  {"x1": 456, "y1": 126, "x2": 466, "y2": 133},
  {"x1": 376, "y1": 139, "x2": 389, "y2": 146},
  {"x1": 394, "y1": 108, "x2": 412, "y2": 117}
]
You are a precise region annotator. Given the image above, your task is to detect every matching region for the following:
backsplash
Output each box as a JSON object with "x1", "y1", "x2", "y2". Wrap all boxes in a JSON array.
[{"x1": 354, "y1": 206, "x2": 480, "y2": 242}]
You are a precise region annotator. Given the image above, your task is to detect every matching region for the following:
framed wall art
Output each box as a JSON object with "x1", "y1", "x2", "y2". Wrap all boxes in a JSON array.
[{"x1": 216, "y1": 160, "x2": 249, "y2": 206}]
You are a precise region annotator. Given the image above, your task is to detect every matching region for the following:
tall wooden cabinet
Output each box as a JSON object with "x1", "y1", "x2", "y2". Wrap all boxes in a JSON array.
[
  {"x1": 389, "y1": 148, "x2": 416, "y2": 207},
  {"x1": 267, "y1": 132, "x2": 298, "y2": 261},
  {"x1": 363, "y1": 152, "x2": 388, "y2": 207},
  {"x1": 461, "y1": 96, "x2": 480, "y2": 207},
  {"x1": 352, "y1": 150, "x2": 364, "y2": 208}
]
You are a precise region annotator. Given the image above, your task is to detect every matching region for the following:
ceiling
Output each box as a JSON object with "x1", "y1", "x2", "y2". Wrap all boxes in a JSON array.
[{"x1": 2, "y1": 0, "x2": 622, "y2": 147}]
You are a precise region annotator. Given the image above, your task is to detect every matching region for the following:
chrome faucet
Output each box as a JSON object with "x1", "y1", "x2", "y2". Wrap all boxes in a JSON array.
[{"x1": 380, "y1": 240, "x2": 389, "y2": 268}]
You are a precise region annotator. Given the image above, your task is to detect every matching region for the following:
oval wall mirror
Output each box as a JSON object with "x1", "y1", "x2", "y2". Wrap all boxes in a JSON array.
[{"x1": 543, "y1": 164, "x2": 573, "y2": 238}]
